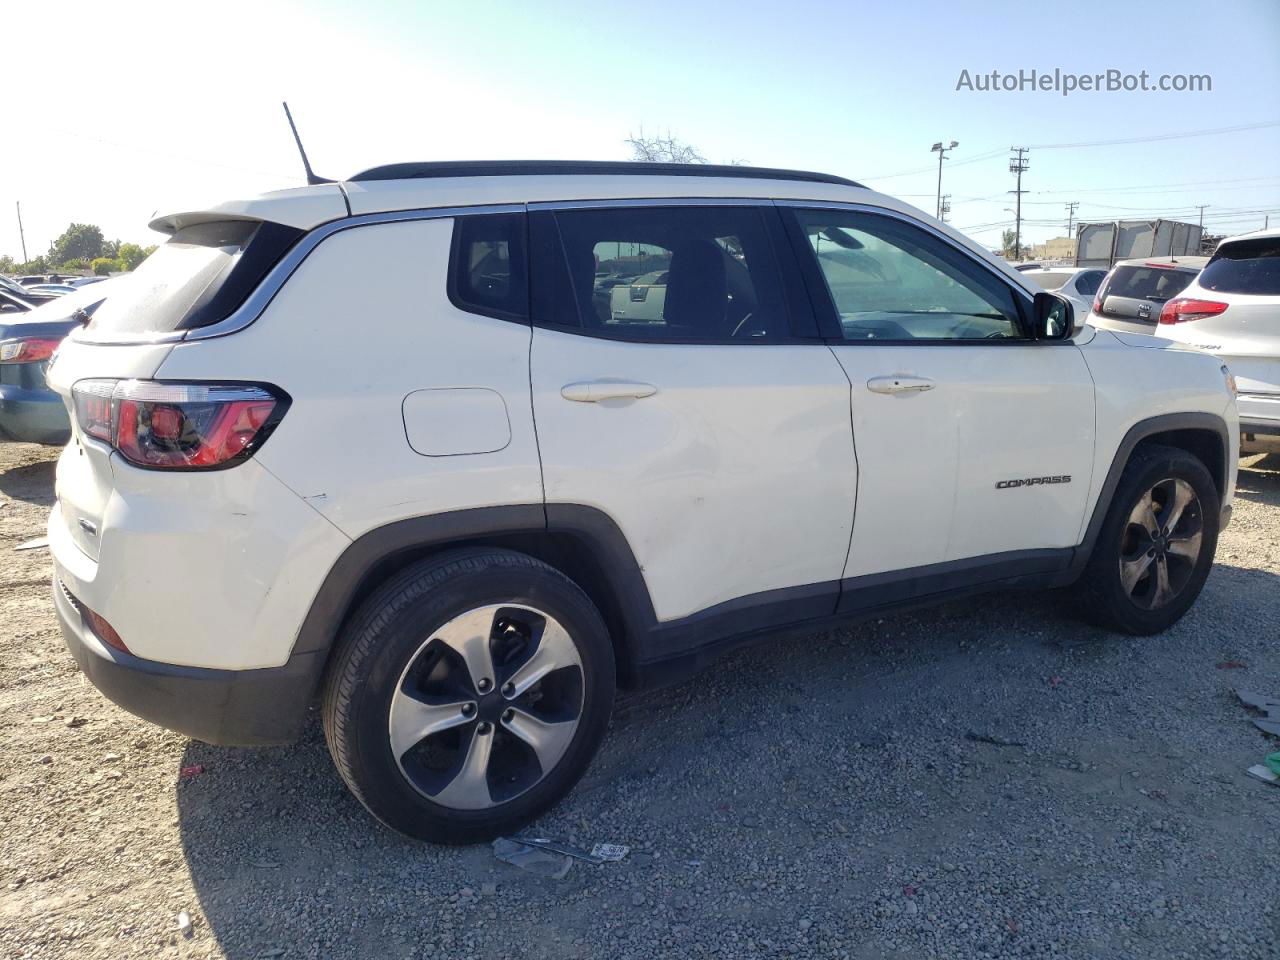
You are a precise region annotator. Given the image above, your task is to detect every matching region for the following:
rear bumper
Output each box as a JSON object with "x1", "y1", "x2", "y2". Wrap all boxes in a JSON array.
[
  {"x1": 0, "y1": 384, "x2": 70, "y2": 444},
  {"x1": 53, "y1": 577, "x2": 323, "y2": 746}
]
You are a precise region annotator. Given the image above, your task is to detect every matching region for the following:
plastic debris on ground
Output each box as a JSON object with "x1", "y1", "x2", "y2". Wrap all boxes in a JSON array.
[
  {"x1": 1246, "y1": 763, "x2": 1278, "y2": 787},
  {"x1": 493, "y1": 835, "x2": 631, "y2": 877},
  {"x1": 492, "y1": 837, "x2": 573, "y2": 879},
  {"x1": 1235, "y1": 689, "x2": 1280, "y2": 737},
  {"x1": 179, "y1": 764, "x2": 205, "y2": 780},
  {"x1": 14, "y1": 536, "x2": 49, "y2": 552}
]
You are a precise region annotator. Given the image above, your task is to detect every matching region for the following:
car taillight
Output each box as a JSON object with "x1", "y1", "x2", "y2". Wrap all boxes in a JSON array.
[
  {"x1": 1092, "y1": 296, "x2": 1105, "y2": 316},
  {"x1": 0, "y1": 336, "x2": 62, "y2": 364},
  {"x1": 71, "y1": 380, "x2": 288, "y2": 469},
  {"x1": 1159, "y1": 298, "x2": 1229, "y2": 324}
]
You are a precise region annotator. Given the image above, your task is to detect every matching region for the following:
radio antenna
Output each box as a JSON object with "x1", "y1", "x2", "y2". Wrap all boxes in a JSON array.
[{"x1": 282, "y1": 101, "x2": 332, "y2": 185}]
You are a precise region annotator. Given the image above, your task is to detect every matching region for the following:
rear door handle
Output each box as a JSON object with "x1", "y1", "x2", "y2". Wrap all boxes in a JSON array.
[
  {"x1": 867, "y1": 375, "x2": 935, "y2": 395},
  {"x1": 561, "y1": 379, "x2": 659, "y2": 403}
]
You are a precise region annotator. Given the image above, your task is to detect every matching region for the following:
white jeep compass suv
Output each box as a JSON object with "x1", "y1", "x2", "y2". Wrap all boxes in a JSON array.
[{"x1": 45, "y1": 161, "x2": 1239, "y2": 843}]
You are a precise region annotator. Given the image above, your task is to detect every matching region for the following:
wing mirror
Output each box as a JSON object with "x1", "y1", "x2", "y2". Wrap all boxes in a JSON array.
[{"x1": 1033, "y1": 291, "x2": 1079, "y2": 340}]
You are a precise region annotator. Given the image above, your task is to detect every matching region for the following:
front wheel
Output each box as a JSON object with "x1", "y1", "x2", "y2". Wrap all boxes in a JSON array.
[
  {"x1": 321, "y1": 548, "x2": 615, "y2": 844},
  {"x1": 1077, "y1": 443, "x2": 1220, "y2": 635}
]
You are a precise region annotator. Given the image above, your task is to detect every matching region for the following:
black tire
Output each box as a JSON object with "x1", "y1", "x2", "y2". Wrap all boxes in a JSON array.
[
  {"x1": 321, "y1": 547, "x2": 615, "y2": 844},
  {"x1": 1077, "y1": 443, "x2": 1220, "y2": 635}
]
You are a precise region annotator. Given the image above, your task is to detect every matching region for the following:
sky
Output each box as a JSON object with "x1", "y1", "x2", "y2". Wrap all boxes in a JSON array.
[{"x1": 2, "y1": 0, "x2": 1278, "y2": 260}]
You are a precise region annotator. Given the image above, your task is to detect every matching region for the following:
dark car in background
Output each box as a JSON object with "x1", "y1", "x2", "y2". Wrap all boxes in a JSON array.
[
  {"x1": 0, "y1": 280, "x2": 117, "y2": 444},
  {"x1": 1086, "y1": 256, "x2": 1208, "y2": 334},
  {"x1": 1, "y1": 275, "x2": 61, "y2": 307}
]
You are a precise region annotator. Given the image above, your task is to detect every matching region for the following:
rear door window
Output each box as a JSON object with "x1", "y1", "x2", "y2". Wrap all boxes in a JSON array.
[
  {"x1": 1198, "y1": 237, "x2": 1280, "y2": 295},
  {"x1": 84, "y1": 220, "x2": 301, "y2": 336},
  {"x1": 530, "y1": 205, "x2": 794, "y2": 341}
]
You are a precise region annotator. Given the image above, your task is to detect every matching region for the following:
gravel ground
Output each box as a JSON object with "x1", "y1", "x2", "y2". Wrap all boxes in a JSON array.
[{"x1": 1, "y1": 439, "x2": 1277, "y2": 960}]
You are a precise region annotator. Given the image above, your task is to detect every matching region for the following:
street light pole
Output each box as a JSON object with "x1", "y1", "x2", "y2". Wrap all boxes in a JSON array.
[{"x1": 931, "y1": 140, "x2": 958, "y2": 220}]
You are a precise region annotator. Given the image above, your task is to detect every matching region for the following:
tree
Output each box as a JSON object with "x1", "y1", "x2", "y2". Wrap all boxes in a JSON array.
[
  {"x1": 0, "y1": 255, "x2": 15, "y2": 274},
  {"x1": 625, "y1": 130, "x2": 707, "y2": 164},
  {"x1": 1000, "y1": 229, "x2": 1019, "y2": 259},
  {"x1": 91, "y1": 257, "x2": 125, "y2": 276},
  {"x1": 48, "y1": 223, "x2": 106, "y2": 265},
  {"x1": 118, "y1": 243, "x2": 148, "y2": 271}
]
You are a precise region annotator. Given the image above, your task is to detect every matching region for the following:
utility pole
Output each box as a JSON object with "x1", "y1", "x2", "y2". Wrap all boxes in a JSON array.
[
  {"x1": 1195, "y1": 204, "x2": 1209, "y2": 228},
  {"x1": 931, "y1": 140, "x2": 958, "y2": 219},
  {"x1": 15, "y1": 201, "x2": 27, "y2": 263},
  {"x1": 1065, "y1": 201, "x2": 1079, "y2": 238},
  {"x1": 1008, "y1": 147, "x2": 1030, "y2": 260},
  {"x1": 939, "y1": 194, "x2": 951, "y2": 223}
]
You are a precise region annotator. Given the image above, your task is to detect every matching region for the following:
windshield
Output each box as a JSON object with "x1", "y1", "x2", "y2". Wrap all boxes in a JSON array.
[
  {"x1": 84, "y1": 221, "x2": 260, "y2": 336},
  {"x1": 1199, "y1": 237, "x2": 1280, "y2": 296},
  {"x1": 1102, "y1": 265, "x2": 1197, "y2": 303},
  {"x1": 1026, "y1": 272, "x2": 1070, "y2": 291}
]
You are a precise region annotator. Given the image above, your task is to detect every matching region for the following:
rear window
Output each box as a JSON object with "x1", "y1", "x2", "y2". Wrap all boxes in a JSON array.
[
  {"x1": 85, "y1": 220, "x2": 301, "y2": 336},
  {"x1": 1026, "y1": 272, "x2": 1070, "y2": 291},
  {"x1": 1101, "y1": 265, "x2": 1197, "y2": 303},
  {"x1": 1199, "y1": 237, "x2": 1280, "y2": 295}
]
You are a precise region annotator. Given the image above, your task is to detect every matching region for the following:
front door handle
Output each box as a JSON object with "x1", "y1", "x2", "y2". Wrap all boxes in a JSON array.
[
  {"x1": 867, "y1": 375, "x2": 935, "y2": 395},
  {"x1": 561, "y1": 379, "x2": 659, "y2": 403}
]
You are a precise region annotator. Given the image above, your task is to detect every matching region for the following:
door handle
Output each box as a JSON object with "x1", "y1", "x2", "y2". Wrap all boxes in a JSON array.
[
  {"x1": 561, "y1": 379, "x2": 659, "y2": 403},
  {"x1": 867, "y1": 375, "x2": 935, "y2": 395}
]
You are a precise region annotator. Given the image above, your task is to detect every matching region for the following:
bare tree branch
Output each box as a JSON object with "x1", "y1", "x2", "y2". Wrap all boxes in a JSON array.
[{"x1": 625, "y1": 128, "x2": 708, "y2": 164}]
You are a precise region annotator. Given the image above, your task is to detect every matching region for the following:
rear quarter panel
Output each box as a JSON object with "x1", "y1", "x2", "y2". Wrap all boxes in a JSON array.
[{"x1": 154, "y1": 217, "x2": 543, "y2": 540}]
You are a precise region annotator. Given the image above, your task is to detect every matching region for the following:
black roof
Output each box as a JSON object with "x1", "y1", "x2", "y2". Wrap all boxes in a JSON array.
[{"x1": 347, "y1": 160, "x2": 863, "y2": 188}]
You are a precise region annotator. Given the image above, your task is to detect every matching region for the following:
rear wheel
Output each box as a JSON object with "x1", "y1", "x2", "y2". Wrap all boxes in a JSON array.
[
  {"x1": 322, "y1": 548, "x2": 615, "y2": 843},
  {"x1": 1077, "y1": 443, "x2": 1220, "y2": 635}
]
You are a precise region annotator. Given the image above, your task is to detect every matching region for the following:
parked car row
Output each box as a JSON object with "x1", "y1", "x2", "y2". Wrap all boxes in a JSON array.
[
  {"x1": 0, "y1": 280, "x2": 118, "y2": 443},
  {"x1": 1087, "y1": 229, "x2": 1280, "y2": 454}
]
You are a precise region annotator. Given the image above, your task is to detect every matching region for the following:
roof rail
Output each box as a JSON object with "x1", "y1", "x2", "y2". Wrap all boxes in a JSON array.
[{"x1": 347, "y1": 160, "x2": 864, "y2": 188}]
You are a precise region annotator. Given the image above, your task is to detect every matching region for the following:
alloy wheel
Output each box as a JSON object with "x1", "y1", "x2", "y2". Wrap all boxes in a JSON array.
[
  {"x1": 1118, "y1": 477, "x2": 1204, "y2": 610},
  {"x1": 387, "y1": 604, "x2": 584, "y2": 810}
]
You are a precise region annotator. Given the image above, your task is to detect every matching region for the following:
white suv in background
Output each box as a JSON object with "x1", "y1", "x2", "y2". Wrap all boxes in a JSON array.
[
  {"x1": 45, "y1": 161, "x2": 1237, "y2": 843},
  {"x1": 1151, "y1": 229, "x2": 1280, "y2": 454},
  {"x1": 1021, "y1": 265, "x2": 1108, "y2": 317}
]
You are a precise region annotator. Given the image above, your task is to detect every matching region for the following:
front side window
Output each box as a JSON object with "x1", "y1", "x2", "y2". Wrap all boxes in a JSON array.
[
  {"x1": 1199, "y1": 237, "x2": 1280, "y2": 296},
  {"x1": 531, "y1": 205, "x2": 791, "y2": 341},
  {"x1": 791, "y1": 210, "x2": 1025, "y2": 341}
]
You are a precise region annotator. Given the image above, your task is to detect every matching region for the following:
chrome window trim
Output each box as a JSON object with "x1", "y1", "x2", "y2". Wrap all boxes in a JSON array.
[{"x1": 71, "y1": 203, "x2": 525, "y2": 346}]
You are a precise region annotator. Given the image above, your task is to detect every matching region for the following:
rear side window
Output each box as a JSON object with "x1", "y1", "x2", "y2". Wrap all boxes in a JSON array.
[
  {"x1": 448, "y1": 213, "x2": 527, "y2": 320},
  {"x1": 1100, "y1": 265, "x2": 1196, "y2": 303},
  {"x1": 1075, "y1": 270, "x2": 1105, "y2": 296},
  {"x1": 529, "y1": 205, "x2": 792, "y2": 341},
  {"x1": 85, "y1": 220, "x2": 301, "y2": 336},
  {"x1": 1199, "y1": 237, "x2": 1280, "y2": 295}
]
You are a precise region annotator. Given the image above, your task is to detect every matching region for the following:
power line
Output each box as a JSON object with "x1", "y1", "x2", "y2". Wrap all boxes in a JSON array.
[{"x1": 1026, "y1": 119, "x2": 1280, "y2": 151}]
